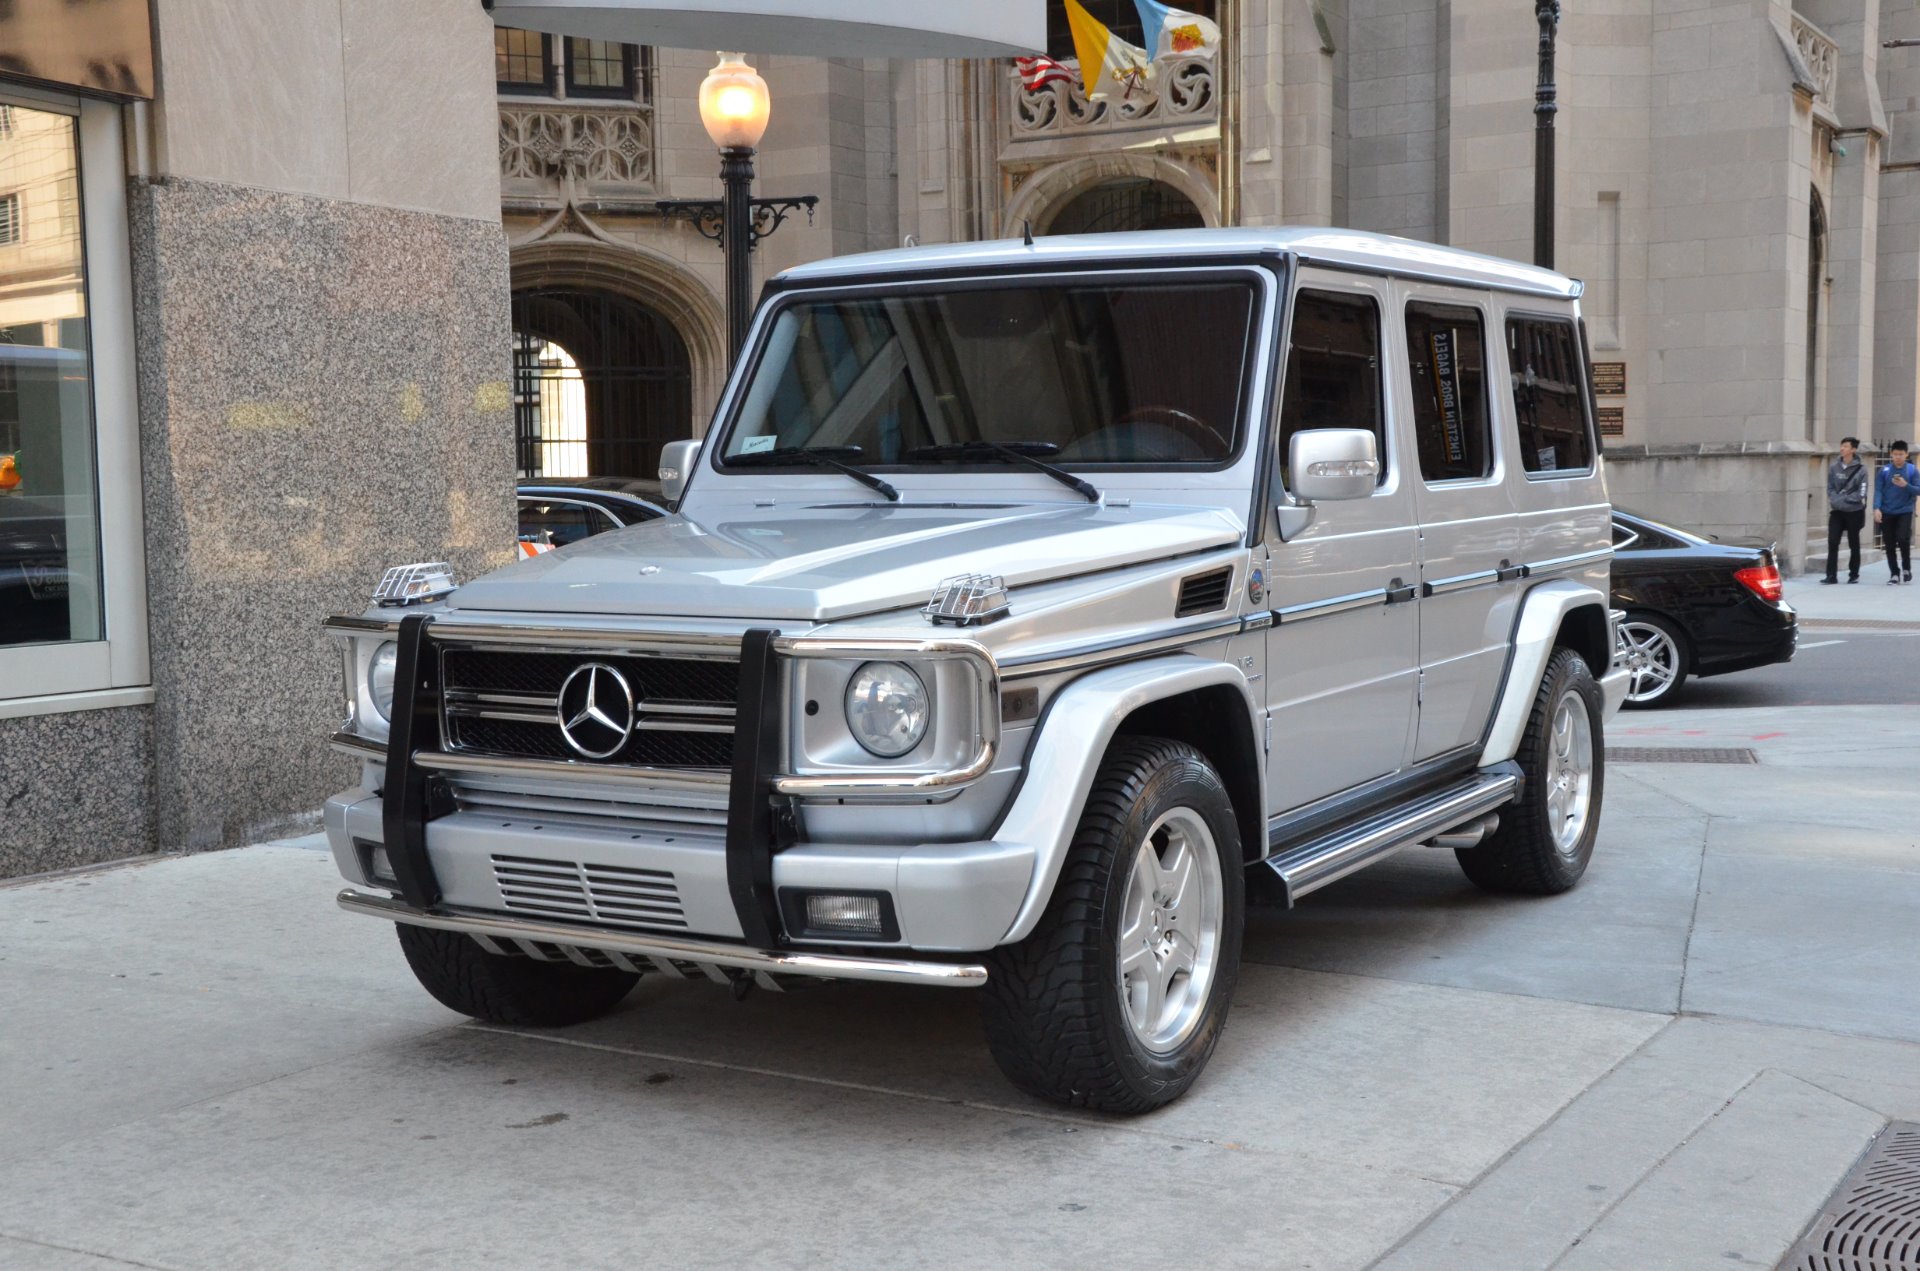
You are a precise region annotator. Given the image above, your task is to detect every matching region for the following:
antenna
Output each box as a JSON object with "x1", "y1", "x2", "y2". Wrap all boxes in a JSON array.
[{"x1": 1022, "y1": 219, "x2": 1034, "y2": 246}]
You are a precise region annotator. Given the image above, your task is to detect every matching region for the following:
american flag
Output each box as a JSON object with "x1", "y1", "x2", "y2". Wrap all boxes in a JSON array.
[{"x1": 1014, "y1": 55, "x2": 1076, "y2": 91}]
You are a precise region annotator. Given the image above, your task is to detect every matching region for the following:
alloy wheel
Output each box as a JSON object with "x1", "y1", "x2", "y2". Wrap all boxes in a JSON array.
[
  {"x1": 1116, "y1": 807, "x2": 1224, "y2": 1054},
  {"x1": 1618, "y1": 620, "x2": 1681, "y2": 703},
  {"x1": 1545, "y1": 688, "x2": 1595, "y2": 857}
]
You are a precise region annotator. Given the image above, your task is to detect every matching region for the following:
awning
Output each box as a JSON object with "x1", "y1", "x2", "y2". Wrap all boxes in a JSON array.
[{"x1": 485, "y1": 1, "x2": 1045, "y2": 59}]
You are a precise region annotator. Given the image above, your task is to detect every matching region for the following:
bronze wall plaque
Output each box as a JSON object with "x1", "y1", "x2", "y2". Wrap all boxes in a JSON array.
[
  {"x1": 0, "y1": 0, "x2": 155, "y2": 101},
  {"x1": 1592, "y1": 362, "x2": 1626, "y2": 396},
  {"x1": 1596, "y1": 406, "x2": 1625, "y2": 437}
]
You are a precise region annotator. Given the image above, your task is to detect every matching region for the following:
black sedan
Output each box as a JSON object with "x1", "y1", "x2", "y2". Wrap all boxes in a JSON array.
[
  {"x1": 516, "y1": 477, "x2": 669, "y2": 555},
  {"x1": 1610, "y1": 509, "x2": 1797, "y2": 708}
]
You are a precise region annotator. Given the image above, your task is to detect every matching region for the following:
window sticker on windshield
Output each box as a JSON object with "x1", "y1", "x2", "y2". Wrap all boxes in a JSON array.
[
  {"x1": 739, "y1": 435, "x2": 777, "y2": 454},
  {"x1": 1536, "y1": 446, "x2": 1558, "y2": 470}
]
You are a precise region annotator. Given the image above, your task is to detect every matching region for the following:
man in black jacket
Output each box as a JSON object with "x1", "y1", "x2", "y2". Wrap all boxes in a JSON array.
[{"x1": 1824, "y1": 436, "x2": 1867, "y2": 584}]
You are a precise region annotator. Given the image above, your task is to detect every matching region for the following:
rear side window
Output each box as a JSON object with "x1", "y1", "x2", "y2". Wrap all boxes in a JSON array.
[
  {"x1": 1277, "y1": 289, "x2": 1386, "y2": 490},
  {"x1": 1506, "y1": 315, "x2": 1593, "y2": 475},
  {"x1": 1405, "y1": 301, "x2": 1492, "y2": 482}
]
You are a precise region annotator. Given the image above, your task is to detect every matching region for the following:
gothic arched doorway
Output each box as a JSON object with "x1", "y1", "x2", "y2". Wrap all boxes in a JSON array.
[
  {"x1": 1044, "y1": 177, "x2": 1206, "y2": 234},
  {"x1": 510, "y1": 287, "x2": 693, "y2": 480}
]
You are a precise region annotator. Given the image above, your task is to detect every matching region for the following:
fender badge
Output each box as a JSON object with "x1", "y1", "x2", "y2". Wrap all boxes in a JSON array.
[{"x1": 1247, "y1": 567, "x2": 1266, "y2": 605}]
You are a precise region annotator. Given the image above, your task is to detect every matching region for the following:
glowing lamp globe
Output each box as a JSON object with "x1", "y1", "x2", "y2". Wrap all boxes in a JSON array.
[{"x1": 699, "y1": 53, "x2": 771, "y2": 150}]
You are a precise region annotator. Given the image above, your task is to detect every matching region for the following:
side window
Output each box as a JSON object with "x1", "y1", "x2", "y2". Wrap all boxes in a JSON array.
[
  {"x1": 1276, "y1": 289, "x2": 1385, "y2": 492},
  {"x1": 1506, "y1": 314, "x2": 1593, "y2": 475},
  {"x1": 1405, "y1": 301, "x2": 1492, "y2": 482}
]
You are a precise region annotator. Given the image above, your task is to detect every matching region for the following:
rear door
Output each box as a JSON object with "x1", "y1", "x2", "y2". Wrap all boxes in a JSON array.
[
  {"x1": 1396, "y1": 285, "x2": 1521, "y2": 759},
  {"x1": 1263, "y1": 272, "x2": 1421, "y2": 812}
]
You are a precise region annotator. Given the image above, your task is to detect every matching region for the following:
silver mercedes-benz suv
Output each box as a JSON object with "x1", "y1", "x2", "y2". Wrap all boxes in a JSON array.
[{"x1": 324, "y1": 228, "x2": 1628, "y2": 1112}]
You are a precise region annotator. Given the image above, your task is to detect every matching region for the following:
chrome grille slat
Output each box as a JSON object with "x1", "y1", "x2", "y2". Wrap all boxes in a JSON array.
[{"x1": 491, "y1": 854, "x2": 689, "y2": 929}]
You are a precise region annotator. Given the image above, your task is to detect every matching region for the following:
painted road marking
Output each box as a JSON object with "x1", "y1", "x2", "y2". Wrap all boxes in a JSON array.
[{"x1": 1797, "y1": 639, "x2": 1847, "y2": 649}]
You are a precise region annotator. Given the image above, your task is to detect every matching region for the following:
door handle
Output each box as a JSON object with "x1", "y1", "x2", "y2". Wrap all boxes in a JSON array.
[
  {"x1": 1384, "y1": 578, "x2": 1418, "y2": 605},
  {"x1": 1496, "y1": 560, "x2": 1527, "y2": 582}
]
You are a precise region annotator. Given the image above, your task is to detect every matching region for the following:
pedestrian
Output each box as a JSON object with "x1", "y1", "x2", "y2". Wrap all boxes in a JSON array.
[
  {"x1": 1876, "y1": 440, "x2": 1919, "y2": 584},
  {"x1": 1824, "y1": 436, "x2": 1868, "y2": 584}
]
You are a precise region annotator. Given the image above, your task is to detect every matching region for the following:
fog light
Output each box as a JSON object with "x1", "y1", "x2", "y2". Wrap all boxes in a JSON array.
[
  {"x1": 368, "y1": 844, "x2": 397, "y2": 886},
  {"x1": 805, "y1": 893, "x2": 884, "y2": 935}
]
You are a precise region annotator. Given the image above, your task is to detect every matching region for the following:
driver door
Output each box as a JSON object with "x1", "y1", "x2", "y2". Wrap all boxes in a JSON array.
[{"x1": 1263, "y1": 275, "x2": 1421, "y2": 813}]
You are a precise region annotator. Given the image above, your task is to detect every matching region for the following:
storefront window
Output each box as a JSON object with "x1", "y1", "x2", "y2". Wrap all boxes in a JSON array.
[{"x1": 0, "y1": 101, "x2": 102, "y2": 650}]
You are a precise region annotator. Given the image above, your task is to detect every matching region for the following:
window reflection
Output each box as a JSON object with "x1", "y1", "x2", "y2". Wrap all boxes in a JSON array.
[{"x1": 0, "y1": 102, "x2": 101, "y2": 649}]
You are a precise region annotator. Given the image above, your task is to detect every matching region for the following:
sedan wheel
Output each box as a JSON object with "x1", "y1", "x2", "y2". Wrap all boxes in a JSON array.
[{"x1": 1618, "y1": 615, "x2": 1687, "y2": 708}]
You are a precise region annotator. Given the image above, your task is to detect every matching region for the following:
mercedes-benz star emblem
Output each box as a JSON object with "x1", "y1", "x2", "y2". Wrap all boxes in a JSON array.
[{"x1": 556, "y1": 662, "x2": 635, "y2": 759}]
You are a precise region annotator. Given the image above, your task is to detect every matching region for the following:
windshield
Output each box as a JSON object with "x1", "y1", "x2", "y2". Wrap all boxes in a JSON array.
[{"x1": 719, "y1": 275, "x2": 1259, "y2": 468}]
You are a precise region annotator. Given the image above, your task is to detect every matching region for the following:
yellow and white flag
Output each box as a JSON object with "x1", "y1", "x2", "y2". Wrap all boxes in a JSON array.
[{"x1": 1064, "y1": 0, "x2": 1154, "y2": 102}]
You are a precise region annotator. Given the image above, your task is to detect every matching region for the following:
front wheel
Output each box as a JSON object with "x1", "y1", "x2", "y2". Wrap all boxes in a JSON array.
[
  {"x1": 1457, "y1": 647, "x2": 1604, "y2": 895},
  {"x1": 978, "y1": 737, "x2": 1244, "y2": 1113}
]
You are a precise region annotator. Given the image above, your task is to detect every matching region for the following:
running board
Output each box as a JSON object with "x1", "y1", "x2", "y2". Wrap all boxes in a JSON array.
[{"x1": 1262, "y1": 767, "x2": 1521, "y2": 906}]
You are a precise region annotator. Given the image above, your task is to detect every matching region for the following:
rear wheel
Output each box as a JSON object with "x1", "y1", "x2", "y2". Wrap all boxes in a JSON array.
[
  {"x1": 1618, "y1": 612, "x2": 1688, "y2": 708},
  {"x1": 396, "y1": 924, "x2": 639, "y2": 1027},
  {"x1": 1458, "y1": 647, "x2": 1604, "y2": 895},
  {"x1": 979, "y1": 737, "x2": 1244, "y2": 1113}
]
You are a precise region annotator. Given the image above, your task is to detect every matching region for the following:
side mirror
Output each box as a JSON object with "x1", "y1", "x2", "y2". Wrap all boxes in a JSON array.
[
  {"x1": 658, "y1": 438, "x2": 702, "y2": 502},
  {"x1": 1289, "y1": 428, "x2": 1379, "y2": 503}
]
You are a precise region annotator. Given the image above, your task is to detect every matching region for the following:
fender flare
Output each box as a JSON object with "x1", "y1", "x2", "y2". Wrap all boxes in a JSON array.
[
  {"x1": 1477, "y1": 579, "x2": 1612, "y2": 767},
  {"x1": 996, "y1": 654, "x2": 1260, "y2": 945}
]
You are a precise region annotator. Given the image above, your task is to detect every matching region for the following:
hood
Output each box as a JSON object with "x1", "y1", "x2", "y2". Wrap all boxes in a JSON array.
[{"x1": 452, "y1": 501, "x2": 1244, "y2": 622}]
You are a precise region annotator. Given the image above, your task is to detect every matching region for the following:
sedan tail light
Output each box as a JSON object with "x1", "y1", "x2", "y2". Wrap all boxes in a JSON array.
[{"x1": 1734, "y1": 562, "x2": 1783, "y2": 602}]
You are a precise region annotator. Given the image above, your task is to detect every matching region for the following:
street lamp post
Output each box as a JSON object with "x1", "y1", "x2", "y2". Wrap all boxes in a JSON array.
[
  {"x1": 1533, "y1": 0, "x2": 1561, "y2": 270},
  {"x1": 658, "y1": 53, "x2": 818, "y2": 365}
]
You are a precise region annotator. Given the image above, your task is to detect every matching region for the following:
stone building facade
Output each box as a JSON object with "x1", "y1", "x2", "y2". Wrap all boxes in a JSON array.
[
  {"x1": 0, "y1": 1, "x2": 514, "y2": 877},
  {"x1": 505, "y1": 1, "x2": 1918, "y2": 568}
]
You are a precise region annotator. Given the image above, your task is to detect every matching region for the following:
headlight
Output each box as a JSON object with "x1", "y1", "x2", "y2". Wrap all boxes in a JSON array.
[
  {"x1": 844, "y1": 661, "x2": 929, "y2": 758},
  {"x1": 369, "y1": 642, "x2": 398, "y2": 721}
]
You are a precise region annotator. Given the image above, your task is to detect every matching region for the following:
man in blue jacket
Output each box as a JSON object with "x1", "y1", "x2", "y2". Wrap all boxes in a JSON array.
[{"x1": 1876, "y1": 440, "x2": 1919, "y2": 584}]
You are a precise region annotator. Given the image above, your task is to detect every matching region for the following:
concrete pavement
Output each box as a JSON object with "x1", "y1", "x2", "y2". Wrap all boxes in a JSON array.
[{"x1": 4, "y1": 700, "x2": 1919, "y2": 1268}]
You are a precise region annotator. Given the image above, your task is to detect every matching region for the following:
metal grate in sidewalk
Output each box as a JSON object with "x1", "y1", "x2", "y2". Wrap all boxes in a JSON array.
[
  {"x1": 1606, "y1": 747, "x2": 1758, "y2": 765},
  {"x1": 1780, "y1": 1121, "x2": 1920, "y2": 1270}
]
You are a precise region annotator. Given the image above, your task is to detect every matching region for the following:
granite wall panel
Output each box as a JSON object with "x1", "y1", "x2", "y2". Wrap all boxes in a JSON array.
[
  {"x1": 129, "y1": 177, "x2": 516, "y2": 853},
  {"x1": 0, "y1": 706, "x2": 155, "y2": 878}
]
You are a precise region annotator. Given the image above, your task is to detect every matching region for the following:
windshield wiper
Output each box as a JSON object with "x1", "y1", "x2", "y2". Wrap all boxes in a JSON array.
[
  {"x1": 726, "y1": 445, "x2": 899, "y2": 502},
  {"x1": 903, "y1": 441, "x2": 1100, "y2": 503}
]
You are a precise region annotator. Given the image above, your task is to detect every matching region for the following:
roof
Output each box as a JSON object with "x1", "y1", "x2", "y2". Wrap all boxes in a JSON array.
[{"x1": 774, "y1": 227, "x2": 1582, "y2": 299}]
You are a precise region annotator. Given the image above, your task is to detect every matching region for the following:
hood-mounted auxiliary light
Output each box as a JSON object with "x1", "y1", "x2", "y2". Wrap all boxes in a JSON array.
[
  {"x1": 922, "y1": 574, "x2": 1010, "y2": 627},
  {"x1": 372, "y1": 562, "x2": 458, "y2": 607}
]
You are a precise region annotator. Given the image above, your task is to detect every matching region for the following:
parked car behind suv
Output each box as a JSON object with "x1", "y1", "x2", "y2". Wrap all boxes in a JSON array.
[
  {"x1": 515, "y1": 477, "x2": 669, "y2": 555},
  {"x1": 1610, "y1": 508, "x2": 1796, "y2": 707},
  {"x1": 325, "y1": 228, "x2": 1628, "y2": 1112}
]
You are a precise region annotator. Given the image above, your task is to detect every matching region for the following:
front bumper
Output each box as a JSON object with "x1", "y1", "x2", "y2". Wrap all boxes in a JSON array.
[
  {"x1": 325, "y1": 787, "x2": 1035, "y2": 955},
  {"x1": 336, "y1": 887, "x2": 988, "y2": 987}
]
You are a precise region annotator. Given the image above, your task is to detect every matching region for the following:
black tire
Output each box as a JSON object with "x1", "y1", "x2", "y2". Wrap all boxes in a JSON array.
[
  {"x1": 396, "y1": 923, "x2": 640, "y2": 1027},
  {"x1": 1618, "y1": 611, "x2": 1689, "y2": 709},
  {"x1": 978, "y1": 737, "x2": 1244, "y2": 1113},
  {"x1": 1458, "y1": 647, "x2": 1604, "y2": 895}
]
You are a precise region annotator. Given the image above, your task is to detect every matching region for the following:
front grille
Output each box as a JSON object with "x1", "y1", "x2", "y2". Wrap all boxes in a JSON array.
[
  {"x1": 491, "y1": 854, "x2": 689, "y2": 929},
  {"x1": 440, "y1": 647, "x2": 739, "y2": 769}
]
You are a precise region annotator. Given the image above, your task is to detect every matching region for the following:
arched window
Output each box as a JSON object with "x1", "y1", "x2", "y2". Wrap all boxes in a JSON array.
[
  {"x1": 1045, "y1": 177, "x2": 1205, "y2": 234},
  {"x1": 510, "y1": 288, "x2": 693, "y2": 480}
]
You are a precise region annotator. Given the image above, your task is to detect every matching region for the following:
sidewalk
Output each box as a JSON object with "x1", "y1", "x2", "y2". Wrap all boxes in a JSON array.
[
  {"x1": 4, "y1": 705, "x2": 1920, "y2": 1268},
  {"x1": 1782, "y1": 570, "x2": 1920, "y2": 626}
]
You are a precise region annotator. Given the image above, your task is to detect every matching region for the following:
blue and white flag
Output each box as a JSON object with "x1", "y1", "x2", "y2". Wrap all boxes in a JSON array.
[{"x1": 1132, "y1": 0, "x2": 1221, "y2": 60}]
